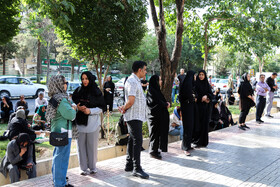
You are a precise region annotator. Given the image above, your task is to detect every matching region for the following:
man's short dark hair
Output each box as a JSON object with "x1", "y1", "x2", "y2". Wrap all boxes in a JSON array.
[
  {"x1": 272, "y1": 72, "x2": 278, "y2": 76},
  {"x1": 132, "y1": 61, "x2": 147, "y2": 73},
  {"x1": 260, "y1": 74, "x2": 265, "y2": 77}
]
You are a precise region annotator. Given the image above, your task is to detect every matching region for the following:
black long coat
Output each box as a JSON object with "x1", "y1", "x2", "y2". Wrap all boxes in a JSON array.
[
  {"x1": 193, "y1": 70, "x2": 213, "y2": 147},
  {"x1": 146, "y1": 76, "x2": 169, "y2": 152},
  {"x1": 179, "y1": 70, "x2": 196, "y2": 151},
  {"x1": 104, "y1": 81, "x2": 115, "y2": 112}
]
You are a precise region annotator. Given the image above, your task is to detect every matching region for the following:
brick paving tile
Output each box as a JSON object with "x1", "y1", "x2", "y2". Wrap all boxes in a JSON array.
[{"x1": 3, "y1": 112, "x2": 280, "y2": 187}]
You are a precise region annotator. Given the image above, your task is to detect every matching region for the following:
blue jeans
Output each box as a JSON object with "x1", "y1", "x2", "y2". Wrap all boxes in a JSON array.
[
  {"x1": 171, "y1": 88, "x2": 178, "y2": 103},
  {"x1": 169, "y1": 125, "x2": 183, "y2": 140},
  {"x1": 52, "y1": 138, "x2": 72, "y2": 187}
]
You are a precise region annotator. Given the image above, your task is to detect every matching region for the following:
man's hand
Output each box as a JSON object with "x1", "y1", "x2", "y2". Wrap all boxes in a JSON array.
[
  {"x1": 20, "y1": 147, "x2": 27, "y2": 157},
  {"x1": 219, "y1": 119, "x2": 223, "y2": 124},
  {"x1": 119, "y1": 106, "x2": 126, "y2": 114},
  {"x1": 264, "y1": 88, "x2": 269, "y2": 92}
]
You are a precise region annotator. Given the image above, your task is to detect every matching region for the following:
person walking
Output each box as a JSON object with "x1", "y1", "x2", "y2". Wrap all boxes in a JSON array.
[
  {"x1": 146, "y1": 75, "x2": 170, "y2": 159},
  {"x1": 177, "y1": 68, "x2": 186, "y2": 85},
  {"x1": 46, "y1": 75, "x2": 76, "y2": 187},
  {"x1": 265, "y1": 72, "x2": 278, "y2": 118},
  {"x1": 72, "y1": 71, "x2": 105, "y2": 176},
  {"x1": 238, "y1": 73, "x2": 255, "y2": 130},
  {"x1": 192, "y1": 70, "x2": 213, "y2": 148},
  {"x1": 179, "y1": 70, "x2": 196, "y2": 156},
  {"x1": 119, "y1": 61, "x2": 149, "y2": 179},
  {"x1": 104, "y1": 76, "x2": 115, "y2": 112},
  {"x1": 256, "y1": 74, "x2": 270, "y2": 124}
]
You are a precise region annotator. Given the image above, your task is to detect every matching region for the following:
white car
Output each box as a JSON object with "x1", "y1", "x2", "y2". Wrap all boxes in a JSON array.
[
  {"x1": 214, "y1": 79, "x2": 229, "y2": 93},
  {"x1": 211, "y1": 78, "x2": 220, "y2": 89},
  {"x1": 115, "y1": 78, "x2": 126, "y2": 91},
  {"x1": 0, "y1": 76, "x2": 47, "y2": 98}
]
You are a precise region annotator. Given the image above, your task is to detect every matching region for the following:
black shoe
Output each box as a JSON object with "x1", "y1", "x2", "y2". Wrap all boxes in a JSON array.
[
  {"x1": 233, "y1": 122, "x2": 238, "y2": 126},
  {"x1": 65, "y1": 184, "x2": 74, "y2": 187},
  {"x1": 150, "y1": 152, "x2": 162, "y2": 159},
  {"x1": 132, "y1": 168, "x2": 149, "y2": 179},
  {"x1": 124, "y1": 164, "x2": 133, "y2": 172},
  {"x1": 238, "y1": 125, "x2": 246, "y2": 130},
  {"x1": 259, "y1": 119, "x2": 264, "y2": 123},
  {"x1": 266, "y1": 114, "x2": 274, "y2": 118},
  {"x1": 243, "y1": 124, "x2": 250, "y2": 129},
  {"x1": 256, "y1": 120, "x2": 262, "y2": 124}
]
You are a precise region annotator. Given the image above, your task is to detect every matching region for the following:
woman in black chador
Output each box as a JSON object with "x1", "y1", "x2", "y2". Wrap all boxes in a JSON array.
[
  {"x1": 193, "y1": 70, "x2": 213, "y2": 147},
  {"x1": 146, "y1": 75, "x2": 170, "y2": 159},
  {"x1": 238, "y1": 73, "x2": 255, "y2": 130},
  {"x1": 179, "y1": 70, "x2": 196, "y2": 156},
  {"x1": 104, "y1": 76, "x2": 115, "y2": 112}
]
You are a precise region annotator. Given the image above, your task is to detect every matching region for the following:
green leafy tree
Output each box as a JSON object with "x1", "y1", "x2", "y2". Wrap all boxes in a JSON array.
[
  {"x1": 0, "y1": 0, "x2": 21, "y2": 45},
  {"x1": 54, "y1": 0, "x2": 147, "y2": 91},
  {"x1": 223, "y1": 0, "x2": 280, "y2": 73},
  {"x1": 0, "y1": 41, "x2": 18, "y2": 75}
]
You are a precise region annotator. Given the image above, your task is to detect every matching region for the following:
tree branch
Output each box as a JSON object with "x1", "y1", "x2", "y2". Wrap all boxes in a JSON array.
[
  {"x1": 170, "y1": 0, "x2": 185, "y2": 68},
  {"x1": 149, "y1": 0, "x2": 159, "y2": 28}
]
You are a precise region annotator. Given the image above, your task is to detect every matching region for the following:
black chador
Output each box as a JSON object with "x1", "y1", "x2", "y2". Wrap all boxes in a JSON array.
[
  {"x1": 179, "y1": 71, "x2": 196, "y2": 151},
  {"x1": 146, "y1": 75, "x2": 169, "y2": 156},
  {"x1": 104, "y1": 76, "x2": 115, "y2": 112},
  {"x1": 193, "y1": 70, "x2": 213, "y2": 147}
]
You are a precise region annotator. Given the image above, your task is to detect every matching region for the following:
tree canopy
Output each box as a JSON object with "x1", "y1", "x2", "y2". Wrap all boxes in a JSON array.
[{"x1": 0, "y1": 0, "x2": 21, "y2": 45}]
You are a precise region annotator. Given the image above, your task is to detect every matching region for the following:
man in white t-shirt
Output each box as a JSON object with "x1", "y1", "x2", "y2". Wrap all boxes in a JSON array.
[{"x1": 120, "y1": 61, "x2": 149, "y2": 179}]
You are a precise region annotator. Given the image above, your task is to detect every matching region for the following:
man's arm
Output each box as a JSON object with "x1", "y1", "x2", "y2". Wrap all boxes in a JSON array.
[{"x1": 121, "y1": 96, "x2": 135, "y2": 113}]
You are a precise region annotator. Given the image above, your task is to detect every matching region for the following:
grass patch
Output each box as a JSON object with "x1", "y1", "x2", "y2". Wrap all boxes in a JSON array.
[{"x1": 228, "y1": 105, "x2": 240, "y2": 115}]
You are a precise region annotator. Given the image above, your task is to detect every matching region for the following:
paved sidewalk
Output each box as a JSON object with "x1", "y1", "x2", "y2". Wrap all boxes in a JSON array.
[{"x1": 3, "y1": 112, "x2": 280, "y2": 187}]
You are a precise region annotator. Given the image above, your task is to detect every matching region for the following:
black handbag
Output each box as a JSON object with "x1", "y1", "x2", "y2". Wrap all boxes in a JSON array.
[{"x1": 49, "y1": 120, "x2": 69, "y2": 146}]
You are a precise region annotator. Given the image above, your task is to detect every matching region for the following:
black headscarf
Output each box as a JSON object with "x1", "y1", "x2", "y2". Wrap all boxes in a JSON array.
[
  {"x1": 3, "y1": 96, "x2": 11, "y2": 103},
  {"x1": 72, "y1": 71, "x2": 105, "y2": 126},
  {"x1": 104, "y1": 76, "x2": 115, "y2": 93},
  {"x1": 147, "y1": 75, "x2": 167, "y2": 109},
  {"x1": 179, "y1": 71, "x2": 196, "y2": 102},
  {"x1": 16, "y1": 133, "x2": 31, "y2": 147},
  {"x1": 195, "y1": 70, "x2": 212, "y2": 101},
  {"x1": 238, "y1": 72, "x2": 253, "y2": 98}
]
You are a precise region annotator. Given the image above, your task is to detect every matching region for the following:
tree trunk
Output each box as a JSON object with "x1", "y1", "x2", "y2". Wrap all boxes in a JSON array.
[
  {"x1": 71, "y1": 63, "x2": 74, "y2": 81},
  {"x1": 37, "y1": 39, "x2": 41, "y2": 83},
  {"x1": 3, "y1": 53, "x2": 6, "y2": 75},
  {"x1": 46, "y1": 42, "x2": 50, "y2": 84},
  {"x1": 77, "y1": 63, "x2": 80, "y2": 75},
  {"x1": 203, "y1": 21, "x2": 209, "y2": 70},
  {"x1": 150, "y1": 0, "x2": 184, "y2": 103}
]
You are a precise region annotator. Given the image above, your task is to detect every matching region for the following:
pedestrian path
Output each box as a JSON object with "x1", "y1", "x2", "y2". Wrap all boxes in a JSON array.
[{"x1": 3, "y1": 112, "x2": 280, "y2": 187}]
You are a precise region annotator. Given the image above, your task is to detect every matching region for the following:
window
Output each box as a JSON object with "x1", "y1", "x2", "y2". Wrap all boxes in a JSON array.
[
  {"x1": 18, "y1": 78, "x2": 31, "y2": 85},
  {"x1": 6, "y1": 78, "x2": 18, "y2": 84},
  {"x1": 0, "y1": 78, "x2": 5, "y2": 84}
]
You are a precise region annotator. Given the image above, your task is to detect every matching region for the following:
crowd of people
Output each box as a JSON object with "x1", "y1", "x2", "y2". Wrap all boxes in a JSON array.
[{"x1": 0, "y1": 60, "x2": 278, "y2": 186}]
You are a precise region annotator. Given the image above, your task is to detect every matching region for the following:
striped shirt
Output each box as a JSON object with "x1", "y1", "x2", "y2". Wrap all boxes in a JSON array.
[{"x1": 124, "y1": 73, "x2": 147, "y2": 122}]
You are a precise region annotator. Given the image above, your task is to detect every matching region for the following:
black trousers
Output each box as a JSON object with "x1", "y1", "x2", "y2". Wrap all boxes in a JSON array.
[
  {"x1": 256, "y1": 95, "x2": 266, "y2": 121},
  {"x1": 126, "y1": 120, "x2": 143, "y2": 170},
  {"x1": 239, "y1": 101, "x2": 250, "y2": 124}
]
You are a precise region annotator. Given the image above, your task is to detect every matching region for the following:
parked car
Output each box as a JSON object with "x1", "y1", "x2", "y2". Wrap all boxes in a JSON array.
[
  {"x1": 214, "y1": 79, "x2": 229, "y2": 93},
  {"x1": 115, "y1": 78, "x2": 126, "y2": 91},
  {"x1": 211, "y1": 78, "x2": 220, "y2": 89},
  {"x1": 275, "y1": 82, "x2": 280, "y2": 98},
  {"x1": 67, "y1": 81, "x2": 81, "y2": 95},
  {"x1": 0, "y1": 76, "x2": 47, "y2": 98}
]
